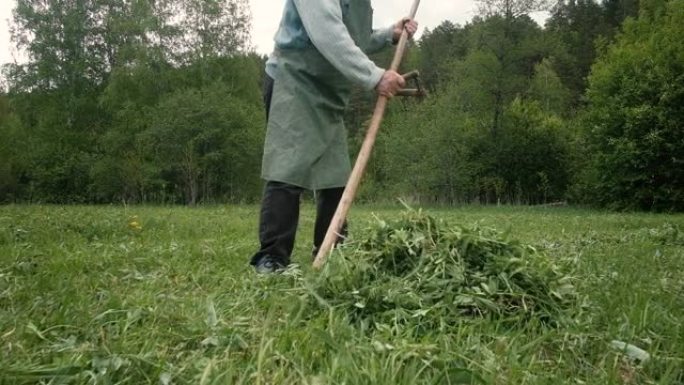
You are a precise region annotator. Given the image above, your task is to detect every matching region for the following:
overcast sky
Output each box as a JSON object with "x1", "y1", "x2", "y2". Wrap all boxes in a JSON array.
[{"x1": 1, "y1": 0, "x2": 547, "y2": 66}]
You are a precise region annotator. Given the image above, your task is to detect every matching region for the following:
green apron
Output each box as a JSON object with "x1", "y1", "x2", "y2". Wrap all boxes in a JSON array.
[{"x1": 262, "y1": 0, "x2": 374, "y2": 190}]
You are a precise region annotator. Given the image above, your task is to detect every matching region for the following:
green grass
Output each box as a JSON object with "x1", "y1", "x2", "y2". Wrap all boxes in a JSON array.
[{"x1": 1, "y1": 204, "x2": 683, "y2": 384}]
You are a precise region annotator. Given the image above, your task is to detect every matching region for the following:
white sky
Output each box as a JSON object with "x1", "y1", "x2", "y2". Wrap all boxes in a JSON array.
[{"x1": 1, "y1": 1, "x2": 548, "y2": 66}]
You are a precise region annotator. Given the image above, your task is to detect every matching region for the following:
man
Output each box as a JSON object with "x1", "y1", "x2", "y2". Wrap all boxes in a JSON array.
[{"x1": 251, "y1": 0, "x2": 419, "y2": 273}]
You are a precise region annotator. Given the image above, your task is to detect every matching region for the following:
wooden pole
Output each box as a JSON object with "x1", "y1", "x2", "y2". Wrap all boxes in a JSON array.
[{"x1": 313, "y1": 0, "x2": 422, "y2": 270}]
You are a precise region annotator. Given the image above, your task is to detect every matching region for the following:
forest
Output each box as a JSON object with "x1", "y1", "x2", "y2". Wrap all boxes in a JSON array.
[{"x1": 0, "y1": 0, "x2": 682, "y2": 211}]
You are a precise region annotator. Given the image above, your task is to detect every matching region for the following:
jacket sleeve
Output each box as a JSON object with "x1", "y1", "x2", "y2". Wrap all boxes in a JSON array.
[
  {"x1": 294, "y1": 0, "x2": 385, "y2": 90},
  {"x1": 365, "y1": 26, "x2": 394, "y2": 55}
]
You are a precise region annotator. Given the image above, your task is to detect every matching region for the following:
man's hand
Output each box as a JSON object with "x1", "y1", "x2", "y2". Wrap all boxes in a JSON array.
[
  {"x1": 375, "y1": 70, "x2": 406, "y2": 98},
  {"x1": 393, "y1": 17, "x2": 419, "y2": 43}
]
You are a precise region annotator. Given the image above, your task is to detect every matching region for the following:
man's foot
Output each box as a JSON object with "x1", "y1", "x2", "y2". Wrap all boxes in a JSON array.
[{"x1": 253, "y1": 257, "x2": 286, "y2": 274}]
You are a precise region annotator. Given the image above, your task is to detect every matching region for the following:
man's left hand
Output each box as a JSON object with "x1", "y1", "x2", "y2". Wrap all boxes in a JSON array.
[{"x1": 393, "y1": 17, "x2": 419, "y2": 43}]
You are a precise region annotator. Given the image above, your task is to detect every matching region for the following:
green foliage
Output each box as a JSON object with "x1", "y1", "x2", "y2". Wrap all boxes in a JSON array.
[
  {"x1": 418, "y1": 21, "x2": 470, "y2": 90},
  {"x1": 2, "y1": 0, "x2": 680, "y2": 210},
  {"x1": 4, "y1": 0, "x2": 261, "y2": 204},
  {"x1": 141, "y1": 84, "x2": 263, "y2": 204},
  {"x1": 368, "y1": 13, "x2": 575, "y2": 206},
  {"x1": 369, "y1": 87, "x2": 478, "y2": 204},
  {"x1": 374, "y1": 87, "x2": 571, "y2": 205},
  {"x1": 545, "y1": 0, "x2": 612, "y2": 106},
  {"x1": 11, "y1": 0, "x2": 107, "y2": 90},
  {"x1": 602, "y1": 0, "x2": 640, "y2": 29},
  {"x1": 580, "y1": 0, "x2": 684, "y2": 211},
  {"x1": 528, "y1": 58, "x2": 571, "y2": 115},
  {"x1": 470, "y1": 99, "x2": 571, "y2": 204},
  {"x1": 453, "y1": 15, "x2": 551, "y2": 135},
  {"x1": 92, "y1": 55, "x2": 264, "y2": 203},
  {"x1": 0, "y1": 96, "x2": 27, "y2": 201},
  {"x1": 179, "y1": 0, "x2": 252, "y2": 61},
  {"x1": 476, "y1": 0, "x2": 552, "y2": 18}
]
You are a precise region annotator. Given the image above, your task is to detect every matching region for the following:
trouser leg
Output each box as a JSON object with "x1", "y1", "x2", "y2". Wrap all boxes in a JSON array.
[
  {"x1": 313, "y1": 187, "x2": 348, "y2": 257},
  {"x1": 251, "y1": 181, "x2": 303, "y2": 266}
]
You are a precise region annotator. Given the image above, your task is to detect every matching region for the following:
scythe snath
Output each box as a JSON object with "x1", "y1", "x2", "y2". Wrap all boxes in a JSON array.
[{"x1": 313, "y1": 0, "x2": 424, "y2": 269}]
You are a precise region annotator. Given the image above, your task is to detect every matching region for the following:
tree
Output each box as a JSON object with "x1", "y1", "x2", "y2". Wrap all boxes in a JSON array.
[
  {"x1": 177, "y1": 0, "x2": 252, "y2": 62},
  {"x1": 0, "y1": 94, "x2": 27, "y2": 202},
  {"x1": 581, "y1": 0, "x2": 684, "y2": 211},
  {"x1": 418, "y1": 21, "x2": 470, "y2": 90},
  {"x1": 373, "y1": 86, "x2": 480, "y2": 204},
  {"x1": 5, "y1": 0, "x2": 256, "y2": 203},
  {"x1": 7, "y1": 0, "x2": 118, "y2": 202},
  {"x1": 602, "y1": 0, "x2": 639, "y2": 29},
  {"x1": 527, "y1": 58, "x2": 571, "y2": 115},
  {"x1": 141, "y1": 83, "x2": 263, "y2": 204},
  {"x1": 450, "y1": 15, "x2": 550, "y2": 135},
  {"x1": 477, "y1": 0, "x2": 552, "y2": 18},
  {"x1": 545, "y1": 0, "x2": 611, "y2": 106},
  {"x1": 469, "y1": 99, "x2": 571, "y2": 204}
]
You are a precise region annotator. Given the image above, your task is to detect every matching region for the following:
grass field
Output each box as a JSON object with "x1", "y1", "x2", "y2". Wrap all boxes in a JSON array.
[{"x1": 1, "y1": 204, "x2": 683, "y2": 384}]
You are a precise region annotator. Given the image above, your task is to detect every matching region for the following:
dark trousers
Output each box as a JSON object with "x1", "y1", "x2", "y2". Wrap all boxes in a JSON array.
[
  {"x1": 251, "y1": 75, "x2": 347, "y2": 266},
  {"x1": 250, "y1": 182, "x2": 348, "y2": 266}
]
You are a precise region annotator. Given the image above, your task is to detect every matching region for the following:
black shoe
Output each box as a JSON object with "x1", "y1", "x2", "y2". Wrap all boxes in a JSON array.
[{"x1": 254, "y1": 257, "x2": 285, "y2": 274}]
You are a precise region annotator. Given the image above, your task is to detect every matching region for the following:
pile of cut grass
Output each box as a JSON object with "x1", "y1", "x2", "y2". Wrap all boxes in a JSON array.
[{"x1": 303, "y1": 210, "x2": 579, "y2": 332}]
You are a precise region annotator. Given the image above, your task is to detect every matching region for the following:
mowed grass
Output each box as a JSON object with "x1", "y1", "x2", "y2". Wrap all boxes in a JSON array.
[{"x1": 1, "y1": 204, "x2": 683, "y2": 384}]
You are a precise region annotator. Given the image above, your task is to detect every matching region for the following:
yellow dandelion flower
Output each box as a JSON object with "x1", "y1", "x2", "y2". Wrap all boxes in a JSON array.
[{"x1": 128, "y1": 216, "x2": 143, "y2": 231}]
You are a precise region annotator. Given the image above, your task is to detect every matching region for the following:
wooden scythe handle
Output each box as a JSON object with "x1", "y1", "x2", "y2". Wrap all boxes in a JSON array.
[{"x1": 313, "y1": 0, "x2": 422, "y2": 269}]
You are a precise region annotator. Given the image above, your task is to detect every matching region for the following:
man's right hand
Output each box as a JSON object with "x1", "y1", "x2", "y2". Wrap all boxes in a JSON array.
[{"x1": 375, "y1": 70, "x2": 406, "y2": 98}]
